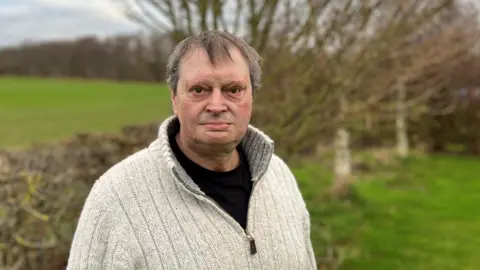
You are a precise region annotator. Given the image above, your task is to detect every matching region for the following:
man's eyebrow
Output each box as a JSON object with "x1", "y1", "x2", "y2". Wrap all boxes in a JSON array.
[
  {"x1": 187, "y1": 79, "x2": 246, "y2": 87},
  {"x1": 224, "y1": 80, "x2": 246, "y2": 86},
  {"x1": 186, "y1": 79, "x2": 210, "y2": 88}
]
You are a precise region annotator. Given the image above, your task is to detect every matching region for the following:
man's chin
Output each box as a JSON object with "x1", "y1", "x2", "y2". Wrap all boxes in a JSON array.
[
  {"x1": 195, "y1": 132, "x2": 238, "y2": 146},
  {"x1": 192, "y1": 136, "x2": 238, "y2": 155},
  {"x1": 202, "y1": 132, "x2": 232, "y2": 143}
]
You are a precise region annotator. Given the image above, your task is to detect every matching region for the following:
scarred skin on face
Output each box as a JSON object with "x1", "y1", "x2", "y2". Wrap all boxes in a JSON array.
[{"x1": 171, "y1": 46, "x2": 253, "y2": 172}]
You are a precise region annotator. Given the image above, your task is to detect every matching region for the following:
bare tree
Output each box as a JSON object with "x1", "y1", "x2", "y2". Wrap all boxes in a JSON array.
[
  {"x1": 121, "y1": 0, "x2": 292, "y2": 53},
  {"x1": 374, "y1": 1, "x2": 480, "y2": 157},
  {"x1": 119, "y1": 0, "x2": 479, "y2": 191}
]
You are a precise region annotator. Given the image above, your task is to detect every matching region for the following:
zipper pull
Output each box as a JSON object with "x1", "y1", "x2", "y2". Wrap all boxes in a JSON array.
[{"x1": 246, "y1": 230, "x2": 257, "y2": 255}]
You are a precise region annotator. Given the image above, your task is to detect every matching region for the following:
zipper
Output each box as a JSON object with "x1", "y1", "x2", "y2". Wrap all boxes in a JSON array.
[
  {"x1": 245, "y1": 228, "x2": 257, "y2": 255},
  {"x1": 244, "y1": 179, "x2": 259, "y2": 255},
  {"x1": 173, "y1": 168, "x2": 262, "y2": 255}
]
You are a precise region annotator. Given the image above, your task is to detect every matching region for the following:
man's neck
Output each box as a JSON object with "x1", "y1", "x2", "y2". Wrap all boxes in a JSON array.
[{"x1": 175, "y1": 134, "x2": 239, "y2": 172}]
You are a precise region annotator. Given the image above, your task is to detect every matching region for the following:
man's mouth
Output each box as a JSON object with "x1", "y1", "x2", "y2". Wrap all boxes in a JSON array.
[{"x1": 202, "y1": 122, "x2": 230, "y2": 130}]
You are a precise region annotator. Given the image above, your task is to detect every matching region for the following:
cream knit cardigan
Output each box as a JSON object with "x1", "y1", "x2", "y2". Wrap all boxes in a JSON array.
[{"x1": 67, "y1": 116, "x2": 317, "y2": 270}]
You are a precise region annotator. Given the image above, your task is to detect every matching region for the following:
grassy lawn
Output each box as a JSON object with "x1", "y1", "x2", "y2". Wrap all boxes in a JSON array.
[
  {"x1": 0, "y1": 76, "x2": 171, "y2": 149},
  {"x1": 295, "y1": 155, "x2": 480, "y2": 270},
  {"x1": 2, "y1": 76, "x2": 479, "y2": 269}
]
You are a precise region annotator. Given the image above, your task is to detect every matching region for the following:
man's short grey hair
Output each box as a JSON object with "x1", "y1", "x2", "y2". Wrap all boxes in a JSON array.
[{"x1": 166, "y1": 30, "x2": 262, "y2": 94}]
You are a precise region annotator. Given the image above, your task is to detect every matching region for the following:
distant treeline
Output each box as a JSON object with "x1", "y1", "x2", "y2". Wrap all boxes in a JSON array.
[
  {"x1": 1, "y1": 32, "x2": 480, "y2": 155},
  {"x1": 0, "y1": 33, "x2": 173, "y2": 82}
]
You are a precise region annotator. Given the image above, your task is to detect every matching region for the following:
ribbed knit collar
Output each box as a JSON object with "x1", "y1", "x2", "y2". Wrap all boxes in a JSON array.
[{"x1": 149, "y1": 115, "x2": 275, "y2": 194}]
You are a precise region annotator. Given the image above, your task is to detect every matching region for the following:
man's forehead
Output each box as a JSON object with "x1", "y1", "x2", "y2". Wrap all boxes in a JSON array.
[
  {"x1": 182, "y1": 64, "x2": 249, "y2": 85},
  {"x1": 185, "y1": 73, "x2": 248, "y2": 85},
  {"x1": 179, "y1": 47, "x2": 249, "y2": 82},
  {"x1": 181, "y1": 45, "x2": 247, "y2": 66},
  {"x1": 181, "y1": 47, "x2": 210, "y2": 63}
]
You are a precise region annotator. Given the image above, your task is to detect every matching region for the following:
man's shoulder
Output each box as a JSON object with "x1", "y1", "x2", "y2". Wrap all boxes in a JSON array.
[
  {"x1": 71, "y1": 150, "x2": 156, "y2": 227},
  {"x1": 268, "y1": 153, "x2": 295, "y2": 178},
  {"x1": 266, "y1": 153, "x2": 299, "y2": 187},
  {"x1": 266, "y1": 153, "x2": 309, "y2": 209},
  {"x1": 96, "y1": 147, "x2": 158, "y2": 189}
]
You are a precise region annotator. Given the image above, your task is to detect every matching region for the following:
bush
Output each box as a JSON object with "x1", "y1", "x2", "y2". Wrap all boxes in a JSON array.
[{"x1": 0, "y1": 122, "x2": 159, "y2": 269}]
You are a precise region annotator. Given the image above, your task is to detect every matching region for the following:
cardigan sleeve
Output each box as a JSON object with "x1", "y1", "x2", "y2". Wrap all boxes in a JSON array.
[
  {"x1": 304, "y1": 210, "x2": 318, "y2": 270},
  {"x1": 271, "y1": 154, "x2": 318, "y2": 269},
  {"x1": 66, "y1": 178, "x2": 132, "y2": 270}
]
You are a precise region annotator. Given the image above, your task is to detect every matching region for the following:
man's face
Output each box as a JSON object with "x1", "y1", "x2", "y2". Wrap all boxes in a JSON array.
[{"x1": 171, "y1": 46, "x2": 253, "y2": 152}]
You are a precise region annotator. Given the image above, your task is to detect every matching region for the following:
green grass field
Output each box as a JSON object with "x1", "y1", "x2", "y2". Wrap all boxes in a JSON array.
[
  {"x1": 0, "y1": 76, "x2": 171, "y2": 149},
  {"x1": 295, "y1": 156, "x2": 480, "y2": 269},
  {"x1": 2, "y1": 76, "x2": 479, "y2": 269}
]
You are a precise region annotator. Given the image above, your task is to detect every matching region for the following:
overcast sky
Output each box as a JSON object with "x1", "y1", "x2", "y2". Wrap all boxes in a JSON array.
[
  {"x1": 0, "y1": 0, "x2": 142, "y2": 47},
  {"x1": 1, "y1": 0, "x2": 479, "y2": 48}
]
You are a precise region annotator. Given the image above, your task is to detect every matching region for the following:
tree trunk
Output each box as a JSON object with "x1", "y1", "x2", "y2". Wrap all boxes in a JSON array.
[
  {"x1": 332, "y1": 95, "x2": 352, "y2": 195},
  {"x1": 334, "y1": 127, "x2": 351, "y2": 178},
  {"x1": 365, "y1": 112, "x2": 373, "y2": 130},
  {"x1": 331, "y1": 126, "x2": 352, "y2": 197},
  {"x1": 396, "y1": 80, "x2": 409, "y2": 158}
]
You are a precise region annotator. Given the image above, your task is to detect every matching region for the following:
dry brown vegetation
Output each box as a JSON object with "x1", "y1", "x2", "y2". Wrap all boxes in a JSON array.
[{"x1": 0, "y1": 124, "x2": 159, "y2": 269}]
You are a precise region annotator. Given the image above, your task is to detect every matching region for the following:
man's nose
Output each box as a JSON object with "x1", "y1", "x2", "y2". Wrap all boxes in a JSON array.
[{"x1": 206, "y1": 89, "x2": 227, "y2": 113}]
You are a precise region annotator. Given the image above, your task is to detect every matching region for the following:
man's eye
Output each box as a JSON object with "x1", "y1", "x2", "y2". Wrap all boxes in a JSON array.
[
  {"x1": 229, "y1": 87, "x2": 241, "y2": 94},
  {"x1": 192, "y1": 87, "x2": 203, "y2": 93}
]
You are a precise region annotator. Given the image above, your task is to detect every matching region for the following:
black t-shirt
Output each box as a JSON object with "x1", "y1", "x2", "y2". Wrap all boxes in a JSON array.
[{"x1": 169, "y1": 132, "x2": 253, "y2": 230}]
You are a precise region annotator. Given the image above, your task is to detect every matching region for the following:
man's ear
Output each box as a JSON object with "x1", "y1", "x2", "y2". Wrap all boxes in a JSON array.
[{"x1": 170, "y1": 88, "x2": 178, "y2": 115}]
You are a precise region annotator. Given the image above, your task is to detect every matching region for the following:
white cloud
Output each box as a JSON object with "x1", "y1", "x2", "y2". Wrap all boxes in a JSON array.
[
  {"x1": 0, "y1": 4, "x2": 33, "y2": 17},
  {"x1": 0, "y1": 0, "x2": 142, "y2": 47},
  {"x1": 31, "y1": 0, "x2": 130, "y2": 23}
]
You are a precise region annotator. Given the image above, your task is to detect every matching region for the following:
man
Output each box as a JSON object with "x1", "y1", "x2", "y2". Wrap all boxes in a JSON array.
[{"x1": 67, "y1": 30, "x2": 316, "y2": 270}]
